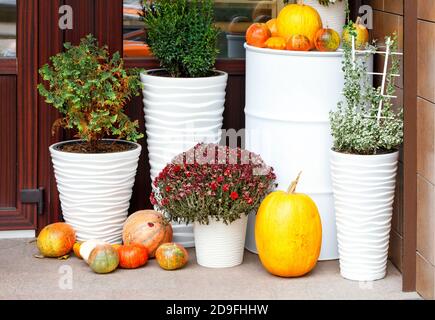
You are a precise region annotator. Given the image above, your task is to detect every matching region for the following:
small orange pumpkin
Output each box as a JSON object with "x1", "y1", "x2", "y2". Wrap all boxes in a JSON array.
[
  {"x1": 155, "y1": 243, "x2": 189, "y2": 270},
  {"x1": 73, "y1": 242, "x2": 83, "y2": 259},
  {"x1": 122, "y1": 210, "x2": 173, "y2": 258},
  {"x1": 265, "y1": 36, "x2": 287, "y2": 50},
  {"x1": 286, "y1": 35, "x2": 312, "y2": 51},
  {"x1": 117, "y1": 244, "x2": 149, "y2": 269},
  {"x1": 246, "y1": 23, "x2": 271, "y2": 48},
  {"x1": 266, "y1": 18, "x2": 279, "y2": 37},
  {"x1": 314, "y1": 28, "x2": 341, "y2": 52}
]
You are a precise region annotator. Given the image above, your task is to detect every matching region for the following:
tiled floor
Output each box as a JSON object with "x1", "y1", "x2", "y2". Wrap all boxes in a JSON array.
[{"x1": 0, "y1": 239, "x2": 421, "y2": 300}]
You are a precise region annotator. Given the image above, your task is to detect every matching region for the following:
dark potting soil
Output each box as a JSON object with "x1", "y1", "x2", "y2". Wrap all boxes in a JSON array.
[{"x1": 57, "y1": 140, "x2": 136, "y2": 154}]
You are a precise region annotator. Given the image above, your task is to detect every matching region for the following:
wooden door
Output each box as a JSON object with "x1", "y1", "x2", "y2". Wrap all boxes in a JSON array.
[{"x1": 0, "y1": 0, "x2": 39, "y2": 231}]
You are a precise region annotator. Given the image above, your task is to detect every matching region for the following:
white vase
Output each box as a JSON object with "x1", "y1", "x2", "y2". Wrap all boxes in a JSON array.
[
  {"x1": 141, "y1": 70, "x2": 228, "y2": 248},
  {"x1": 194, "y1": 215, "x2": 248, "y2": 268},
  {"x1": 304, "y1": 0, "x2": 347, "y2": 36},
  {"x1": 49, "y1": 140, "x2": 142, "y2": 244},
  {"x1": 330, "y1": 150, "x2": 399, "y2": 281}
]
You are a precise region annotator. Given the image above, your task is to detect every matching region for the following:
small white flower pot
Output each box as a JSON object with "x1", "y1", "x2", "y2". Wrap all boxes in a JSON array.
[
  {"x1": 304, "y1": 0, "x2": 347, "y2": 36},
  {"x1": 330, "y1": 150, "x2": 399, "y2": 281},
  {"x1": 141, "y1": 69, "x2": 228, "y2": 248},
  {"x1": 49, "y1": 140, "x2": 142, "y2": 244},
  {"x1": 194, "y1": 215, "x2": 248, "y2": 268}
]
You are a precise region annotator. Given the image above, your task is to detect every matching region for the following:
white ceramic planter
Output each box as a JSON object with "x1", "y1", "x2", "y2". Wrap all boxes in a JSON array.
[
  {"x1": 141, "y1": 70, "x2": 228, "y2": 248},
  {"x1": 49, "y1": 140, "x2": 141, "y2": 244},
  {"x1": 194, "y1": 215, "x2": 248, "y2": 268},
  {"x1": 330, "y1": 150, "x2": 399, "y2": 281},
  {"x1": 304, "y1": 0, "x2": 347, "y2": 36}
]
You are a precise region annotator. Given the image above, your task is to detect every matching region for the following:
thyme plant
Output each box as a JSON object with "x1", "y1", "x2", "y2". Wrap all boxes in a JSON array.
[
  {"x1": 329, "y1": 33, "x2": 403, "y2": 155},
  {"x1": 143, "y1": 0, "x2": 220, "y2": 78}
]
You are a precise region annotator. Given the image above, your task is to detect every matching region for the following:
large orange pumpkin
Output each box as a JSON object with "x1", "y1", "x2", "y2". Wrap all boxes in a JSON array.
[
  {"x1": 277, "y1": 1, "x2": 322, "y2": 50},
  {"x1": 117, "y1": 244, "x2": 149, "y2": 269},
  {"x1": 255, "y1": 173, "x2": 322, "y2": 278},
  {"x1": 286, "y1": 35, "x2": 312, "y2": 51},
  {"x1": 37, "y1": 223, "x2": 76, "y2": 258},
  {"x1": 155, "y1": 243, "x2": 189, "y2": 270},
  {"x1": 122, "y1": 210, "x2": 173, "y2": 258}
]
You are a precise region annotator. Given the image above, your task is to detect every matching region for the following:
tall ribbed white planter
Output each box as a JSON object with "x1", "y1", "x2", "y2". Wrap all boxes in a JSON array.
[
  {"x1": 194, "y1": 215, "x2": 248, "y2": 268},
  {"x1": 50, "y1": 140, "x2": 141, "y2": 244},
  {"x1": 304, "y1": 0, "x2": 347, "y2": 36},
  {"x1": 330, "y1": 150, "x2": 399, "y2": 281},
  {"x1": 141, "y1": 70, "x2": 228, "y2": 248}
]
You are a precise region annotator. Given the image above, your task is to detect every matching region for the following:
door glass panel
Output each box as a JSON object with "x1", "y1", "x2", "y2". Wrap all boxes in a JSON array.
[
  {"x1": 0, "y1": 0, "x2": 16, "y2": 57},
  {"x1": 123, "y1": 0, "x2": 279, "y2": 59}
]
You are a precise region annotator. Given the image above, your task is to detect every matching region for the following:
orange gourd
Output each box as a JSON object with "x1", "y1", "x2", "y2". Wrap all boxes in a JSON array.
[
  {"x1": 266, "y1": 18, "x2": 279, "y2": 37},
  {"x1": 265, "y1": 37, "x2": 287, "y2": 50},
  {"x1": 255, "y1": 173, "x2": 322, "y2": 278},
  {"x1": 277, "y1": 1, "x2": 322, "y2": 50},
  {"x1": 117, "y1": 244, "x2": 149, "y2": 269},
  {"x1": 155, "y1": 243, "x2": 189, "y2": 270},
  {"x1": 246, "y1": 23, "x2": 271, "y2": 48},
  {"x1": 122, "y1": 210, "x2": 173, "y2": 258},
  {"x1": 37, "y1": 223, "x2": 76, "y2": 258},
  {"x1": 286, "y1": 35, "x2": 312, "y2": 51},
  {"x1": 314, "y1": 28, "x2": 341, "y2": 52}
]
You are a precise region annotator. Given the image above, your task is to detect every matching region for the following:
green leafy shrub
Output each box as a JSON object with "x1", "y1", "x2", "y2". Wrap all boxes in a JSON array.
[
  {"x1": 329, "y1": 33, "x2": 403, "y2": 155},
  {"x1": 38, "y1": 35, "x2": 143, "y2": 151},
  {"x1": 143, "y1": 0, "x2": 220, "y2": 78}
]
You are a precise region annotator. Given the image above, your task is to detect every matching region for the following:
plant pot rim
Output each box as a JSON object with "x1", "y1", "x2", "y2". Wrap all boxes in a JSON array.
[
  {"x1": 49, "y1": 139, "x2": 142, "y2": 157},
  {"x1": 141, "y1": 69, "x2": 228, "y2": 80},
  {"x1": 330, "y1": 149, "x2": 400, "y2": 158},
  {"x1": 191, "y1": 213, "x2": 249, "y2": 226}
]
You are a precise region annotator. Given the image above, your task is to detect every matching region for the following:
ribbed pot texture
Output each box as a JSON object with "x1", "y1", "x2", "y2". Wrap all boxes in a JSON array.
[
  {"x1": 330, "y1": 150, "x2": 399, "y2": 281},
  {"x1": 50, "y1": 140, "x2": 142, "y2": 244},
  {"x1": 141, "y1": 70, "x2": 228, "y2": 248},
  {"x1": 304, "y1": 0, "x2": 347, "y2": 36},
  {"x1": 194, "y1": 215, "x2": 248, "y2": 268}
]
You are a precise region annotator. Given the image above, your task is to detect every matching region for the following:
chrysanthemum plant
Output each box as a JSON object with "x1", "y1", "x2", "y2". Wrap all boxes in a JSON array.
[{"x1": 151, "y1": 143, "x2": 276, "y2": 225}]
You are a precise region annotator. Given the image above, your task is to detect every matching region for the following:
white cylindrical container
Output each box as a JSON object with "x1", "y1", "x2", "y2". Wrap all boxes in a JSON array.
[
  {"x1": 244, "y1": 45, "x2": 372, "y2": 260},
  {"x1": 330, "y1": 150, "x2": 399, "y2": 281},
  {"x1": 141, "y1": 70, "x2": 228, "y2": 248},
  {"x1": 194, "y1": 215, "x2": 248, "y2": 268},
  {"x1": 226, "y1": 33, "x2": 246, "y2": 58},
  {"x1": 49, "y1": 140, "x2": 142, "y2": 244},
  {"x1": 304, "y1": 0, "x2": 347, "y2": 36}
]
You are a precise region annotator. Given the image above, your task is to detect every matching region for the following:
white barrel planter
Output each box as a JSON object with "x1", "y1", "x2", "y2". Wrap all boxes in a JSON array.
[
  {"x1": 194, "y1": 215, "x2": 248, "y2": 268},
  {"x1": 141, "y1": 70, "x2": 228, "y2": 248},
  {"x1": 330, "y1": 150, "x2": 399, "y2": 281},
  {"x1": 304, "y1": 0, "x2": 347, "y2": 36},
  {"x1": 49, "y1": 140, "x2": 142, "y2": 244},
  {"x1": 244, "y1": 44, "x2": 373, "y2": 260}
]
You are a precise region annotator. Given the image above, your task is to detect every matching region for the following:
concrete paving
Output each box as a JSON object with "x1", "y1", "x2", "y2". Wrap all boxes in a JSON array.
[{"x1": 0, "y1": 239, "x2": 421, "y2": 300}]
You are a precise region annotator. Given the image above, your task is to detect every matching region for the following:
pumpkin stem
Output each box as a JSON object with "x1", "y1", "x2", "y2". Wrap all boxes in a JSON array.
[
  {"x1": 287, "y1": 171, "x2": 302, "y2": 194},
  {"x1": 297, "y1": 0, "x2": 304, "y2": 5}
]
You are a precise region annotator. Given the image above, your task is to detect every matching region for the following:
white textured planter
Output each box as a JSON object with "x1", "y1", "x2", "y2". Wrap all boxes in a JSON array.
[
  {"x1": 141, "y1": 70, "x2": 228, "y2": 248},
  {"x1": 330, "y1": 150, "x2": 399, "y2": 281},
  {"x1": 304, "y1": 0, "x2": 347, "y2": 36},
  {"x1": 194, "y1": 215, "x2": 248, "y2": 268},
  {"x1": 50, "y1": 140, "x2": 141, "y2": 244}
]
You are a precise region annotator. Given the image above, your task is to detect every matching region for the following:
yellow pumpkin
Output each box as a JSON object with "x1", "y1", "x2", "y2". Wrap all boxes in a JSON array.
[
  {"x1": 342, "y1": 17, "x2": 369, "y2": 49},
  {"x1": 255, "y1": 173, "x2": 322, "y2": 277},
  {"x1": 265, "y1": 36, "x2": 287, "y2": 50},
  {"x1": 277, "y1": 1, "x2": 323, "y2": 50}
]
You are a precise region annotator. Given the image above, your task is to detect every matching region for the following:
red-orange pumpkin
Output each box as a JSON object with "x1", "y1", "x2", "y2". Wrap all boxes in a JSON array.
[
  {"x1": 286, "y1": 34, "x2": 312, "y2": 51},
  {"x1": 117, "y1": 244, "x2": 149, "y2": 269},
  {"x1": 37, "y1": 223, "x2": 76, "y2": 257},
  {"x1": 246, "y1": 23, "x2": 271, "y2": 48},
  {"x1": 155, "y1": 243, "x2": 189, "y2": 270},
  {"x1": 122, "y1": 210, "x2": 173, "y2": 258}
]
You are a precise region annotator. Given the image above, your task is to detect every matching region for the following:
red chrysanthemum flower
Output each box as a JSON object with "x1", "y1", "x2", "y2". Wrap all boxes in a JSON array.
[{"x1": 230, "y1": 192, "x2": 239, "y2": 201}]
